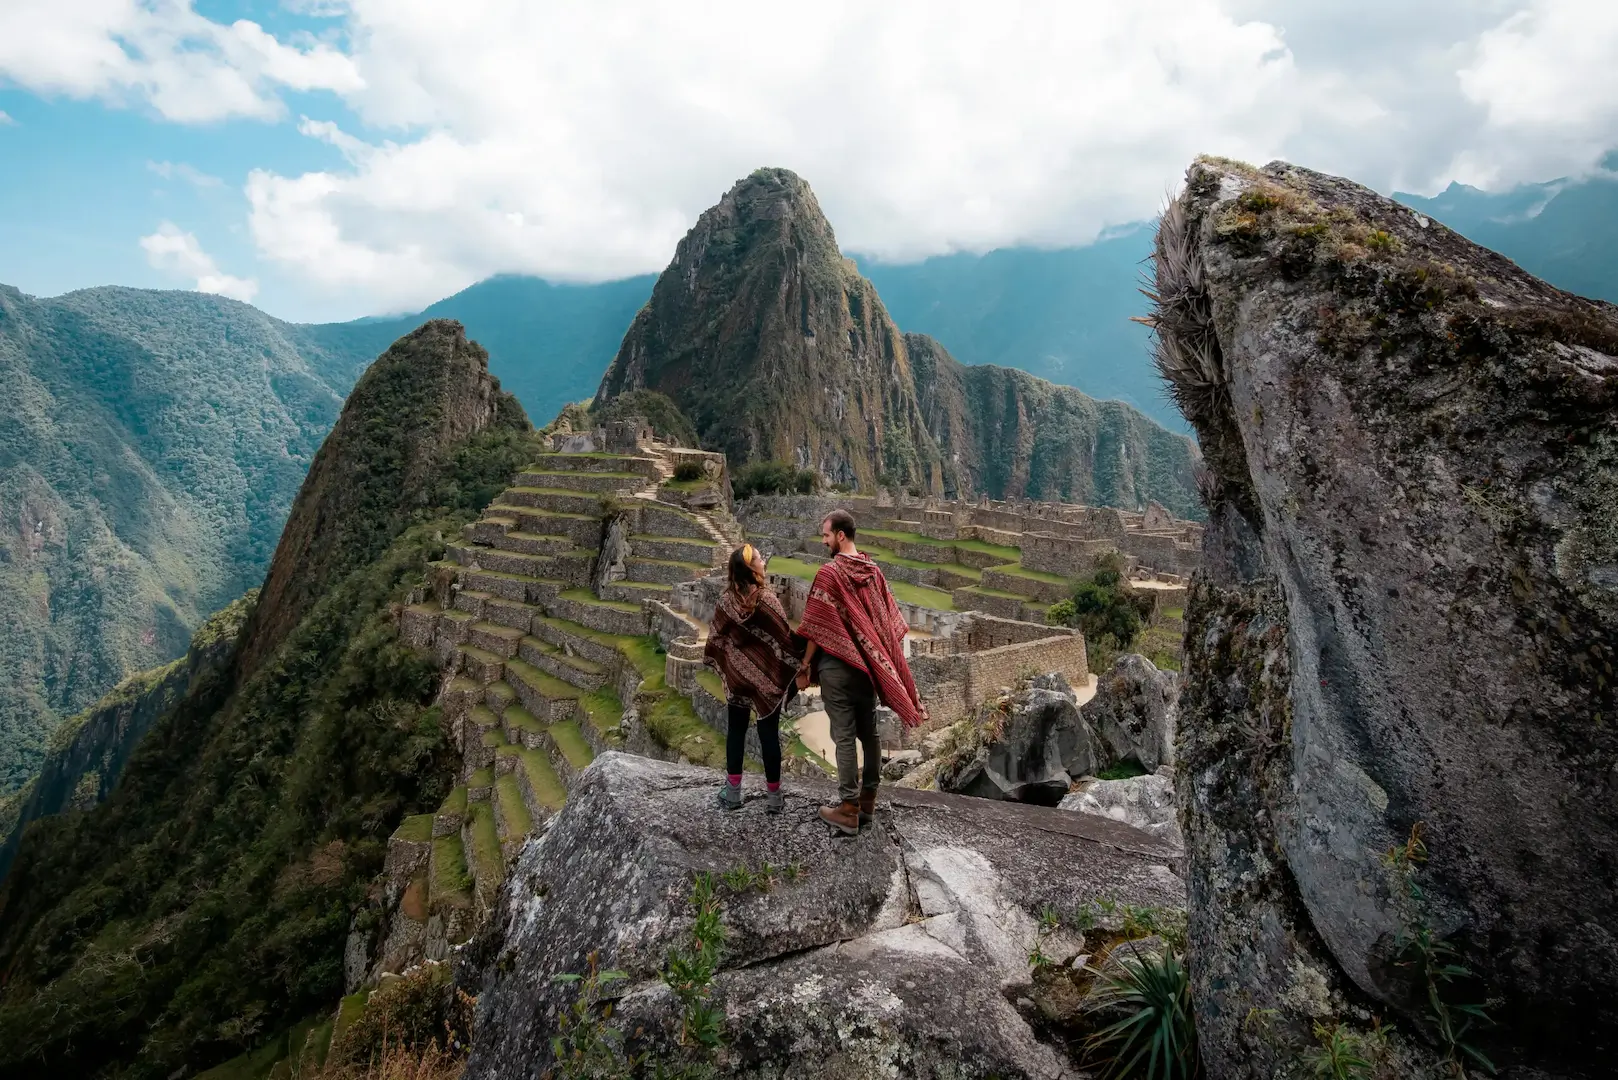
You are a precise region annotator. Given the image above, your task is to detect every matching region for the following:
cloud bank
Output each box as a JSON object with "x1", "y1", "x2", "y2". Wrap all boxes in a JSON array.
[
  {"x1": 4, "y1": 1, "x2": 1615, "y2": 314},
  {"x1": 140, "y1": 222, "x2": 259, "y2": 302}
]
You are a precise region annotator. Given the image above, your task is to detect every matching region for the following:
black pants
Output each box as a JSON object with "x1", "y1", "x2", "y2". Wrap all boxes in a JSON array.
[{"x1": 727, "y1": 702, "x2": 782, "y2": 784}]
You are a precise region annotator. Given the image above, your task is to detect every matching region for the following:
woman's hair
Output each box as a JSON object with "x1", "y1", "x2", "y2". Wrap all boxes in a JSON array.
[{"x1": 727, "y1": 543, "x2": 763, "y2": 593}]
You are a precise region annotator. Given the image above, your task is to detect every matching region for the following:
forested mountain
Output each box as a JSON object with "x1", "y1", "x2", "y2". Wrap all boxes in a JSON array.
[{"x1": 0, "y1": 285, "x2": 370, "y2": 791}]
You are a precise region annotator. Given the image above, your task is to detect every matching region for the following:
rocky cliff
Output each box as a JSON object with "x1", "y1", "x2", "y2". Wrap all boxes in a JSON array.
[
  {"x1": 0, "y1": 320, "x2": 536, "y2": 1079},
  {"x1": 1155, "y1": 158, "x2": 1617, "y2": 1078},
  {"x1": 596, "y1": 168, "x2": 1201, "y2": 513}
]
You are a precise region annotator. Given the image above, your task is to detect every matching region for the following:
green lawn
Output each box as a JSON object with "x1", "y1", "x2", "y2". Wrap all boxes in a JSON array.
[
  {"x1": 580, "y1": 687, "x2": 626, "y2": 739},
  {"x1": 516, "y1": 748, "x2": 567, "y2": 811},
  {"x1": 468, "y1": 801, "x2": 504, "y2": 884},
  {"x1": 559, "y1": 587, "x2": 642, "y2": 613},
  {"x1": 694, "y1": 668, "x2": 726, "y2": 701},
  {"x1": 766, "y1": 556, "x2": 820, "y2": 581},
  {"x1": 646, "y1": 693, "x2": 726, "y2": 768},
  {"x1": 467, "y1": 767, "x2": 494, "y2": 788},
  {"x1": 431, "y1": 834, "x2": 472, "y2": 903},
  {"x1": 548, "y1": 720, "x2": 595, "y2": 771},
  {"x1": 989, "y1": 563, "x2": 1072, "y2": 586},
  {"x1": 861, "y1": 528, "x2": 1021, "y2": 563},
  {"x1": 438, "y1": 785, "x2": 468, "y2": 815}
]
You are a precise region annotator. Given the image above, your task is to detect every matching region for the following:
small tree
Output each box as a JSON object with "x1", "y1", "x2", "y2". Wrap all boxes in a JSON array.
[{"x1": 1048, "y1": 554, "x2": 1153, "y2": 655}]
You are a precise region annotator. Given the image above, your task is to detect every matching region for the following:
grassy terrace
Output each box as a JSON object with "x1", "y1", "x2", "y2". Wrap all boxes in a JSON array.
[
  {"x1": 560, "y1": 587, "x2": 641, "y2": 613},
  {"x1": 431, "y1": 834, "x2": 472, "y2": 903},
  {"x1": 467, "y1": 802, "x2": 503, "y2": 885},
  {"x1": 516, "y1": 747, "x2": 567, "y2": 810},
  {"x1": 660, "y1": 478, "x2": 716, "y2": 492},
  {"x1": 495, "y1": 774, "x2": 534, "y2": 835},
  {"x1": 860, "y1": 528, "x2": 1022, "y2": 563},
  {"x1": 767, "y1": 555, "x2": 954, "y2": 610},
  {"x1": 525, "y1": 468, "x2": 643, "y2": 478},
  {"x1": 532, "y1": 451, "x2": 640, "y2": 460},
  {"x1": 646, "y1": 693, "x2": 725, "y2": 768},
  {"x1": 548, "y1": 720, "x2": 595, "y2": 770},
  {"x1": 439, "y1": 785, "x2": 468, "y2": 815},
  {"x1": 580, "y1": 687, "x2": 626, "y2": 739},
  {"x1": 695, "y1": 668, "x2": 726, "y2": 701},
  {"x1": 861, "y1": 543, "x2": 983, "y2": 580},
  {"x1": 504, "y1": 658, "x2": 582, "y2": 701},
  {"x1": 989, "y1": 563, "x2": 1072, "y2": 586},
  {"x1": 393, "y1": 813, "x2": 435, "y2": 843},
  {"x1": 534, "y1": 616, "x2": 665, "y2": 692}
]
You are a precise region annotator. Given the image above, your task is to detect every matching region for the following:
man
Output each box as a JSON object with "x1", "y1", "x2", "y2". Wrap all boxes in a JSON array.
[{"x1": 796, "y1": 510, "x2": 928, "y2": 834}]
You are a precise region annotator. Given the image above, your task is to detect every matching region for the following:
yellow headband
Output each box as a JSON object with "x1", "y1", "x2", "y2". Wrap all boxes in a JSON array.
[{"x1": 741, "y1": 543, "x2": 755, "y2": 563}]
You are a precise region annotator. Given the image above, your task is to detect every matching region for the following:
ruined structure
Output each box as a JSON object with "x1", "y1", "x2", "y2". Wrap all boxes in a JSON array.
[{"x1": 1159, "y1": 158, "x2": 1618, "y2": 1079}]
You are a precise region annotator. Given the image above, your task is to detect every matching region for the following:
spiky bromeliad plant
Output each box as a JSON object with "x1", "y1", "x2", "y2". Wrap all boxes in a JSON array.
[{"x1": 1084, "y1": 945, "x2": 1201, "y2": 1080}]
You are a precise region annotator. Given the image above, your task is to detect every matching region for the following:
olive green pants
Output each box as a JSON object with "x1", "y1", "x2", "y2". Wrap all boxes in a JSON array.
[{"x1": 819, "y1": 654, "x2": 881, "y2": 803}]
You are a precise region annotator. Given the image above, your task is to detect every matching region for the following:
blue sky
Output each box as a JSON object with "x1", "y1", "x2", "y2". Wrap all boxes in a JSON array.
[{"x1": 2, "y1": 1, "x2": 1615, "y2": 324}]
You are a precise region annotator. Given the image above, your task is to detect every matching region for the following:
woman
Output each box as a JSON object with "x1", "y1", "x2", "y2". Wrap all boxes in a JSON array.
[{"x1": 703, "y1": 544, "x2": 801, "y2": 813}]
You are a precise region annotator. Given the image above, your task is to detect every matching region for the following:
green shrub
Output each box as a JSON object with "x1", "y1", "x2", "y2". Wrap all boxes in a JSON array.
[
  {"x1": 672, "y1": 462, "x2": 704, "y2": 483},
  {"x1": 1049, "y1": 555, "x2": 1154, "y2": 660},
  {"x1": 1083, "y1": 947, "x2": 1200, "y2": 1079},
  {"x1": 732, "y1": 461, "x2": 819, "y2": 500}
]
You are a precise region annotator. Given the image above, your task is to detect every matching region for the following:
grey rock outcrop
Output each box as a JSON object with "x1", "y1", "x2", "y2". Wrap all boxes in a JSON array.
[
  {"x1": 1153, "y1": 157, "x2": 1618, "y2": 1078},
  {"x1": 1080, "y1": 654, "x2": 1178, "y2": 771},
  {"x1": 1060, "y1": 771, "x2": 1182, "y2": 849},
  {"x1": 463, "y1": 752, "x2": 1184, "y2": 1079},
  {"x1": 938, "y1": 683, "x2": 1105, "y2": 805},
  {"x1": 593, "y1": 512, "x2": 630, "y2": 591}
]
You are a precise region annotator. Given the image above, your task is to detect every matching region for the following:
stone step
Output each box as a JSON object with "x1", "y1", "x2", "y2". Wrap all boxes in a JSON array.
[
  {"x1": 462, "y1": 801, "x2": 505, "y2": 910},
  {"x1": 440, "y1": 675, "x2": 484, "y2": 721},
  {"x1": 529, "y1": 614, "x2": 628, "y2": 670},
  {"x1": 433, "y1": 785, "x2": 468, "y2": 838},
  {"x1": 543, "y1": 719, "x2": 595, "y2": 787},
  {"x1": 528, "y1": 452, "x2": 662, "y2": 477},
  {"x1": 601, "y1": 579, "x2": 673, "y2": 606},
  {"x1": 457, "y1": 567, "x2": 568, "y2": 606},
  {"x1": 451, "y1": 543, "x2": 596, "y2": 588},
  {"x1": 503, "y1": 658, "x2": 583, "y2": 721},
  {"x1": 458, "y1": 644, "x2": 506, "y2": 685},
  {"x1": 481, "y1": 529, "x2": 577, "y2": 557},
  {"x1": 575, "y1": 688, "x2": 626, "y2": 754},
  {"x1": 634, "y1": 502, "x2": 712, "y2": 542},
  {"x1": 401, "y1": 602, "x2": 440, "y2": 649},
  {"x1": 468, "y1": 620, "x2": 525, "y2": 658},
  {"x1": 629, "y1": 534, "x2": 721, "y2": 566},
  {"x1": 491, "y1": 770, "x2": 534, "y2": 853},
  {"x1": 514, "y1": 467, "x2": 645, "y2": 493},
  {"x1": 516, "y1": 634, "x2": 609, "y2": 691},
  {"x1": 548, "y1": 589, "x2": 650, "y2": 637},
  {"x1": 464, "y1": 516, "x2": 519, "y2": 546},
  {"x1": 426, "y1": 830, "x2": 474, "y2": 938},
  {"x1": 500, "y1": 486, "x2": 609, "y2": 516},
  {"x1": 510, "y1": 744, "x2": 567, "y2": 818},
  {"x1": 485, "y1": 504, "x2": 605, "y2": 549},
  {"x1": 484, "y1": 680, "x2": 517, "y2": 716},
  {"x1": 501, "y1": 705, "x2": 547, "y2": 750},
  {"x1": 477, "y1": 595, "x2": 544, "y2": 634},
  {"x1": 466, "y1": 766, "x2": 495, "y2": 800},
  {"x1": 624, "y1": 556, "x2": 712, "y2": 585}
]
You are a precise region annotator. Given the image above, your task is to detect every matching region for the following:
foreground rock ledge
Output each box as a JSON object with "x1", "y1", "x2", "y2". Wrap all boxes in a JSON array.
[{"x1": 463, "y1": 752, "x2": 1184, "y2": 1079}]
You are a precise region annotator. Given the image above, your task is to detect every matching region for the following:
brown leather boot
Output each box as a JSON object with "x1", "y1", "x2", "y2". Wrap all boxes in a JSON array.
[
  {"x1": 858, "y1": 789, "x2": 877, "y2": 827},
  {"x1": 819, "y1": 799, "x2": 861, "y2": 836}
]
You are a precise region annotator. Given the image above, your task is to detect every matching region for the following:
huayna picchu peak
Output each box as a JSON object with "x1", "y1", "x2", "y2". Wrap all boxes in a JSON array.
[{"x1": 596, "y1": 168, "x2": 1203, "y2": 518}]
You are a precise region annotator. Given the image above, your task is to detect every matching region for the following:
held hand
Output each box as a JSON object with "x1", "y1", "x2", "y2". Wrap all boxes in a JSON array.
[{"x1": 796, "y1": 669, "x2": 811, "y2": 691}]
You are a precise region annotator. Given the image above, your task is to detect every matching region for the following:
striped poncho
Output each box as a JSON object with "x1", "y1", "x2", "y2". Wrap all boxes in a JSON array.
[
  {"x1": 798, "y1": 552, "x2": 925, "y2": 728},
  {"x1": 703, "y1": 585, "x2": 802, "y2": 717}
]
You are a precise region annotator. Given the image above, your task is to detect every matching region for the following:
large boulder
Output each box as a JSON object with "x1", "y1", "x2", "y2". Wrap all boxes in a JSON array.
[
  {"x1": 938, "y1": 679, "x2": 1106, "y2": 805},
  {"x1": 462, "y1": 752, "x2": 1184, "y2": 1079},
  {"x1": 1060, "y1": 771, "x2": 1182, "y2": 850},
  {"x1": 1080, "y1": 654, "x2": 1178, "y2": 771},
  {"x1": 1152, "y1": 157, "x2": 1618, "y2": 1078}
]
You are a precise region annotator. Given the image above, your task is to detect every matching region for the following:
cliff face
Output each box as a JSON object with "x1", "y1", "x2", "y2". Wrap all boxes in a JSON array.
[
  {"x1": 907, "y1": 334, "x2": 1202, "y2": 517},
  {"x1": 596, "y1": 169, "x2": 1201, "y2": 513},
  {"x1": 0, "y1": 321, "x2": 536, "y2": 1079},
  {"x1": 0, "y1": 592, "x2": 255, "y2": 883},
  {"x1": 1159, "y1": 158, "x2": 1617, "y2": 1078}
]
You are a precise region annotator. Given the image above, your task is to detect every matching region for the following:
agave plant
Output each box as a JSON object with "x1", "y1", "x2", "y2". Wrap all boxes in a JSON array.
[{"x1": 1083, "y1": 945, "x2": 1201, "y2": 1080}]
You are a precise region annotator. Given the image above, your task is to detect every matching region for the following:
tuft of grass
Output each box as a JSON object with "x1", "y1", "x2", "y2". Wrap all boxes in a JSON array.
[{"x1": 1083, "y1": 946, "x2": 1201, "y2": 1079}]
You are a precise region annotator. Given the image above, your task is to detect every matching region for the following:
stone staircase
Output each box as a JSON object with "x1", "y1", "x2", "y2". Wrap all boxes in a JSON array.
[{"x1": 384, "y1": 443, "x2": 746, "y2": 944}]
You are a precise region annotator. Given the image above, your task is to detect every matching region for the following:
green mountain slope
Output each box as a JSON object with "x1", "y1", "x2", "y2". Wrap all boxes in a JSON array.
[
  {"x1": 0, "y1": 320, "x2": 536, "y2": 1079},
  {"x1": 0, "y1": 285, "x2": 371, "y2": 792},
  {"x1": 594, "y1": 167, "x2": 1201, "y2": 514}
]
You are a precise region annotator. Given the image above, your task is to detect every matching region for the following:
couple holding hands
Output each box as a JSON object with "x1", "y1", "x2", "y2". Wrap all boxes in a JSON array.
[{"x1": 702, "y1": 510, "x2": 929, "y2": 834}]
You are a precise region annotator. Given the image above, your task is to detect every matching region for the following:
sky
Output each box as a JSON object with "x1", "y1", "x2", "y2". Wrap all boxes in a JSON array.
[{"x1": 1, "y1": 0, "x2": 1615, "y2": 324}]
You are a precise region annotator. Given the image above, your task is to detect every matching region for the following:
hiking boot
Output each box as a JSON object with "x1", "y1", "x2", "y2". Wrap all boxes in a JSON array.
[
  {"x1": 715, "y1": 783, "x2": 743, "y2": 811},
  {"x1": 819, "y1": 799, "x2": 861, "y2": 835},
  {"x1": 765, "y1": 788, "x2": 785, "y2": 815},
  {"x1": 858, "y1": 788, "x2": 877, "y2": 827}
]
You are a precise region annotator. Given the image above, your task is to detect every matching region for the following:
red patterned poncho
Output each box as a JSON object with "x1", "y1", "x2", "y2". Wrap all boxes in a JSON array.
[
  {"x1": 798, "y1": 553, "x2": 925, "y2": 728},
  {"x1": 703, "y1": 585, "x2": 802, "y2": 718}
]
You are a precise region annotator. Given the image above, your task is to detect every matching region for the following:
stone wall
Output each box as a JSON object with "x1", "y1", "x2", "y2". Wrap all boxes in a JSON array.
[
  {"x1": 1020, "y1": 533, "x2": 1125, "y2": 577},
  {"x1": 908, "y1": 614, "x2": 1088, "y2": 732}
]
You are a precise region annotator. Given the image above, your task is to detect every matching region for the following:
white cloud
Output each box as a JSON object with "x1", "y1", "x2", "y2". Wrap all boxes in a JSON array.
[
  {"x1": 140, "y1": 222, "x2": 259, "y2": 302},
  {"x1": 147, "y1": 159, "x2": 223, "y2": 187},
  {"x1": 0, "y1": 110, "x2": 14, "y2": 125},
  {"x1": 1455, "y1": 1, "x2": 1618, "y2": 187},
  {"x1": 0, "y1": 0, "x2": 361, "y2": 123},
  {"x1": 9, "y1": 1, "x2": 1618, "y2": 319}
]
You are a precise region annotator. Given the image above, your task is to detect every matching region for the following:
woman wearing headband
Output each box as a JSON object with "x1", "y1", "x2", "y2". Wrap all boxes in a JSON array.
[{"x1": 703, "y1": 543, "x2": 802, "y2": 812}]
